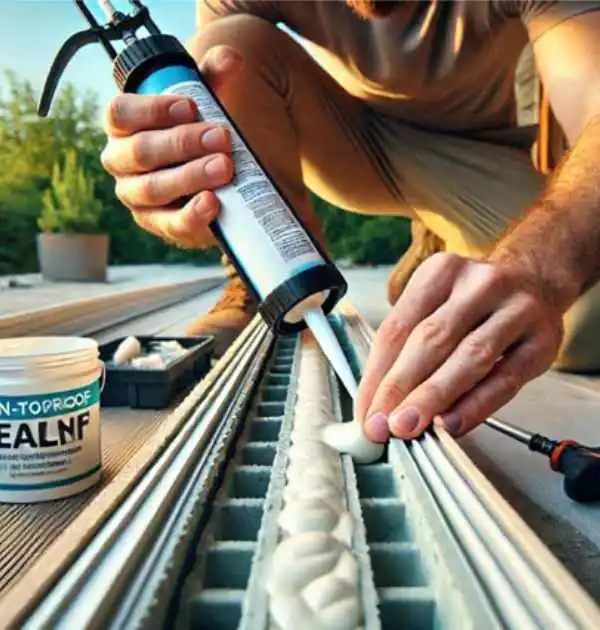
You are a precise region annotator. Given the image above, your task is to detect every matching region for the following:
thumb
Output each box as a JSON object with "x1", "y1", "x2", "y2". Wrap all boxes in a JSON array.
[{"x1": 198, "y1": 45, "x2": 243, "y2": 96}]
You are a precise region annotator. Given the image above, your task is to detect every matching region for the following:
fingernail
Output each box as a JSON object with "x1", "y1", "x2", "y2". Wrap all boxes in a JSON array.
[
  {"x1": 442, "y1": 411, "x2": 461, "y2": 435},
  {"x1": 204, "y1": 155, "x2": 227, "y2": 179},
  {"x1": 202, "y1": 127, "x2": 228, "y2": 152},
  {"x1": 193, "y1": 192, "x2": 217, "y2": 220},
  {"x1": 169, "y1": 100, "x2": 195, "y2": 124},
  {"x1": 389, "y1": 407, "x2": 420, "y2": 436},
  {"x1": 365, "y1": 412, "x2": 389, "y2": 443}
]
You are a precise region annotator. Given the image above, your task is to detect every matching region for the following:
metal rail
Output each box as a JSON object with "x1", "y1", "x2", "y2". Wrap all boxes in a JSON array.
[
  {"x1": 2, "y1": 300, "x2": 599, "y2": 629},
  {"x1": 3, "y1": 317, "x2": 274, "y2": 629},
  {"x1": 337, "y1": 301, "x2": 600, "y2": 629}
]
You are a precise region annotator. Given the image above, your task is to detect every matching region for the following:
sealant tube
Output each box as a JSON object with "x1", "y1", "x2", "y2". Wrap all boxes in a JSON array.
[{"x1": 113, "y1": 35, "x2": 348, "y2": 334}]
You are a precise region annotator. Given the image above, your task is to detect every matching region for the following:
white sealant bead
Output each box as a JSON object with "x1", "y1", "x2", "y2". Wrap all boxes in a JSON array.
[
  {"x1": 287, "y1": 440, "x2": 341, "y2": 465},
  {"x1": 112, "y1": 335, "x2": 142, "y2": 366},
  {"x1": 319, "y1": 421, "x2": 384, "y2": 465},
  {"x1": 295, "y1": 387, "x2": 330, "y2": 403},
  {"x1": 295, "y1": 407, "x2": 335, "y2": 423},
  {"x1": 270, "y1": 594, "x2": 315, "y2": 630},
  {"x1": 269, "y1": 337, "x2": 364, "y2": 630},
  {"x1": 294, "y1": 396, "x2": 333, "y2": 410},
  {"x1": 278, "y1": 499, "x2": 354, "y2": 546},
  {"x1": 267, "y1": 532, "x2": 348, "y2": 595},
  {"x1": 269, "y1": 551, "x2": 361, "y2": 630},
  {"x1": 285, "y1": 458, "x2": 342, "y2": 488},
  {"x1": 303, "y1": 575, "x2": 362, "y2": 629},
  {"x1": 291, "y1": 423, "x2": 332, "y2": 444},
  {"x1": 283, "y1": 476, "x2": 345, "y2": 508}
]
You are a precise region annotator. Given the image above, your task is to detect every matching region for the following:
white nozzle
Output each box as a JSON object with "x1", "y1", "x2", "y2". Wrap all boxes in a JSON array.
[
  {"x1": 303, "y1": 307, "x2": 384, "y2": 463},
  {"x1": 303, "y1": 308, "x2": 358, "y2": 399}
]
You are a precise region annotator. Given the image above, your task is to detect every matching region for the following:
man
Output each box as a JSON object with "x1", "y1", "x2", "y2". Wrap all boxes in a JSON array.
[{"x1": 100, "y1": 1, "x2": 600, "y2": 445}]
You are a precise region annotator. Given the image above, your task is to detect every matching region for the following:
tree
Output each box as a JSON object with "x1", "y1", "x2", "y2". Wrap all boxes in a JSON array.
[
  {"x1": 39, "y1": 150, "x2": 102, "y2": 234},
  {"x1": 312, "y1": 193, "x2": 412, "y2": 264},
  {"x1": 0, "y1": 70, "x2": 410, "y2": 276}
]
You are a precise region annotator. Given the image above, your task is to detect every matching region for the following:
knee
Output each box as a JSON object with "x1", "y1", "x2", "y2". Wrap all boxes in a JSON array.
[
  {"x1": 553, "y1": 282, "x2": 600, "y2": 373},
  {"x1": 188, "y1": 14, "x2": 286, "y2": 67}
]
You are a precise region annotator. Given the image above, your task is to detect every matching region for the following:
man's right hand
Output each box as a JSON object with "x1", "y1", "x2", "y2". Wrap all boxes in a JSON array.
[{"x1": 100, "y1": 46, "x2": 242, "y2": 248}]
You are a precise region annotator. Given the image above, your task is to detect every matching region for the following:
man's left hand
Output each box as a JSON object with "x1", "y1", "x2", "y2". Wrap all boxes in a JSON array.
[{"x1": 355, "y1": 252, "x2": 564, "y2": 441}]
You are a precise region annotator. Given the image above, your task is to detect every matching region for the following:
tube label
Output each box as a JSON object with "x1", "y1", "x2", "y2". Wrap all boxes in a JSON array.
[
  {"x1": 0, "y1": 381, "x2": 101, "y2": 492},
  {"x1": 164, "y1": 80, "x2": 326, "y2": 298}
]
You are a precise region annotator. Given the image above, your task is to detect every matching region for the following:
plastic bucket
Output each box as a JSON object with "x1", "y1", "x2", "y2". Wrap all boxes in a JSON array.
[{"x1": 0, "y1": 337, "x2": 103, "y2": 503}]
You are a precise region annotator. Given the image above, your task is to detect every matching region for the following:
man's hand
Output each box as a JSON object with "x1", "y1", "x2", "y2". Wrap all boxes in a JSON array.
[
  {"x1": 356, "y1": 252, "x2": 564, "y2": 442},
  {"x1": 100, "y1": 46, "x2": 242, "y2": 248}
]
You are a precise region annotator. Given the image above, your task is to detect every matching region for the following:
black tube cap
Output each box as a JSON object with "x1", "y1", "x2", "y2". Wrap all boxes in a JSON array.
[
  {"x1": 259, "y1": 264, "x2": 348, "y2": 334},
  {"x1": 113, "y1": 34, "x2": 197, "y2": 92}
]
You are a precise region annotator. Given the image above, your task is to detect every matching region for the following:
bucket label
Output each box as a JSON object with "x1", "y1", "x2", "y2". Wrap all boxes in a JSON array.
[{"x1": 0, "y1": 381, "x2": 101, "y2": 491}]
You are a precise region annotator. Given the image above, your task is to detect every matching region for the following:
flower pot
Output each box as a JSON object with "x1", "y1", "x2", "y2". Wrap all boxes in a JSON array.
[{"x1": 37, "y1": 233, "x2": 109, "y2": 282}]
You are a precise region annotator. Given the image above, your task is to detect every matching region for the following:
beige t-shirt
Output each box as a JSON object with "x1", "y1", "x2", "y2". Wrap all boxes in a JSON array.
[{"x1": 199, "y1": 1, "x2": 600, "y2": 133}]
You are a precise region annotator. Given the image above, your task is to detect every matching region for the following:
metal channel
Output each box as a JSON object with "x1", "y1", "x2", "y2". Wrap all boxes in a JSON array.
[
  {"x1": 336, "y1": 301, "x2": 600, "y2": 629},
  {"x1": 16, "y1": 319, "x2": 274, "y2": 629}
]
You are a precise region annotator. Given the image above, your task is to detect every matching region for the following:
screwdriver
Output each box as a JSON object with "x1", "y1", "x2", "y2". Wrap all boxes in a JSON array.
[{"x1": 484, "y1": 417, "x2": 600, "y2": 503}]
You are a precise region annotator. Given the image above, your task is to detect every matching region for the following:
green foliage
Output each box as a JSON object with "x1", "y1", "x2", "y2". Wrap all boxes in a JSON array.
[
  {"x1": 0, "y1": 71, "x2": 219, "y2": 273},
  {"x1": 39, "y1": 150, "x2": 102, "y2": 234},
  {"x1": 0, "y1": 69, "x2": 410, "y2": 275},
  {"x1": 312, "y1": 194, "x2": 411, "y2": 265},
  {"x1": 0, "y1": 181, "x2": 41, "y2": 275}
]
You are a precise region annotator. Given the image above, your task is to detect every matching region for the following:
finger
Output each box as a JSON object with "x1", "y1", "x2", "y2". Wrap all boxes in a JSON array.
[
  {"x1": 368, "y1": 261, "x2": 522, "y2": 423},
  {"x1": 198, "y1": 46, "x2": 243, "y2": 95},
  {"x1": 438, "y1": 332, "x2": 557, "y2": 437},
  {"x1": 116, "y1": 154, "x2": 233, "y2": 209},
  {"x1": 357, "y1": 253, "x2": 464, "y2": 439},
  {"x1": 101, "y1": 122, "x2": 230, "y2": 176},
  {"x1": 131, "y1": 191, "x2": 219, "y2": 249},
  {"x1": 104, "y1": 94, "x2": 198, "y2": 138},
  {"x1": 386, "y1": 299, "x2": 533, "y2": 439},
  {"x1": 365, "y1": 296, "x2": 490, "y2": 424}
]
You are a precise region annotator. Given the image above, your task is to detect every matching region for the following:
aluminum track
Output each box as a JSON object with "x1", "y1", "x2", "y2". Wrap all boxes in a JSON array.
[
  {"x1": 2, "y1": 303, "x2": 599, "y2": 629},
  {"x1": 335, "y1": 303, "x2": 600, "y2": 629},
  {"x1": 0, "y1": 281, "x2": 227, "y2": 599},
  {"x1": 1, "y1": 317, "x2": 274, "y2": 628}
]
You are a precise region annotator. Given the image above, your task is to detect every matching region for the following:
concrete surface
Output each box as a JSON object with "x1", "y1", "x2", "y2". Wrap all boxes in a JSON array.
[
  {"x1": 0, "y1": 264, "x2": 224, "y2": 317},
  {"x1": 343, "y1": 266, "x2": 600, "y2": 604}
]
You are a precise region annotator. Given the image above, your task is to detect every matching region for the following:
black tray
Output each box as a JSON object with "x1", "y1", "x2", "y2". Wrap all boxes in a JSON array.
[{"x1": 99, "y1": 335, "x2": 214, "y2": 409}]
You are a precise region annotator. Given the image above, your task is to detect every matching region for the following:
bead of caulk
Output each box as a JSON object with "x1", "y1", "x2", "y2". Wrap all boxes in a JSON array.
[
  {"x1": 283, "y1": 475, "x2": 345, "y2": 508},
  {"x1": 267, "y1": 532, "x2": 349, "y2": 595},
  {"x1": 320, "y1": 421, "x2": 384, "y2": 465},
  {"x1": 269, "y1": 336, "x2": 363, "y2": 629},
  {"x1": 267, "y1": 533, "x2": 361, "y2": 630},
  {"x1": 278, "y1": 498, "x2": 354, "y2": 546}
]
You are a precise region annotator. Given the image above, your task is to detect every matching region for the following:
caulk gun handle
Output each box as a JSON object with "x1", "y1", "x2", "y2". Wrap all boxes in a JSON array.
[{"x1": 551, "y1": 440, "x2": 600, "y2": 503}]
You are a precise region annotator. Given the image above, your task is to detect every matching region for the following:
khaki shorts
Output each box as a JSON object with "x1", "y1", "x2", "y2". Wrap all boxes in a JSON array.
[{"x1": 190, "y1": 14, "x2": 600, "y2": 371}]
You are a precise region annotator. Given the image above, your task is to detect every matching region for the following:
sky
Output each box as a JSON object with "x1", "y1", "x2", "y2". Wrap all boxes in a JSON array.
[{"x1": 0, "y1": 1, "x2": 202, "y2": 116}]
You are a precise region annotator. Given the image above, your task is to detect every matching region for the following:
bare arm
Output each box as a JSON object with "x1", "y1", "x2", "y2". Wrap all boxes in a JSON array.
[
  {"x1": 490, "y1": 10, "x2": 600, "y2": 311},
  {"x1": 355, "y1": 7, "x2": 600, "y2": 442}
]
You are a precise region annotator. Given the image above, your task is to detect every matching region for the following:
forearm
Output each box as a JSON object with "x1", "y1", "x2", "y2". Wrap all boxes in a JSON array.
[{"x1": 490, "y1": 113, "x2": 600, "y2": 312}]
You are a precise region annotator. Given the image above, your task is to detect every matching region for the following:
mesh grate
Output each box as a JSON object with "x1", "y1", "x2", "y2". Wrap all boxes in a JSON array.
[
  {"x1": 355, "y1": 465, "x2": 436, "y2": 629},
  {"x1": 175, "y1": 325, "x2": 483, "y2": 630},
  {"x1": 179, "y1": 337, "x2": 296, "y2": 630}
]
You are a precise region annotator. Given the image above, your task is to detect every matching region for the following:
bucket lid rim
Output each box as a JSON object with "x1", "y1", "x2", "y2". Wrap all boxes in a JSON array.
[{"x1": 0, "y1": 337, "x2": 98, "y2": 360}]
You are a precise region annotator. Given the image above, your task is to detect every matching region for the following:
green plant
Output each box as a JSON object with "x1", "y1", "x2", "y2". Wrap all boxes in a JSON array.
[{"x1": 38, "y1": 149, "x2": 102, "y2": 234}]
